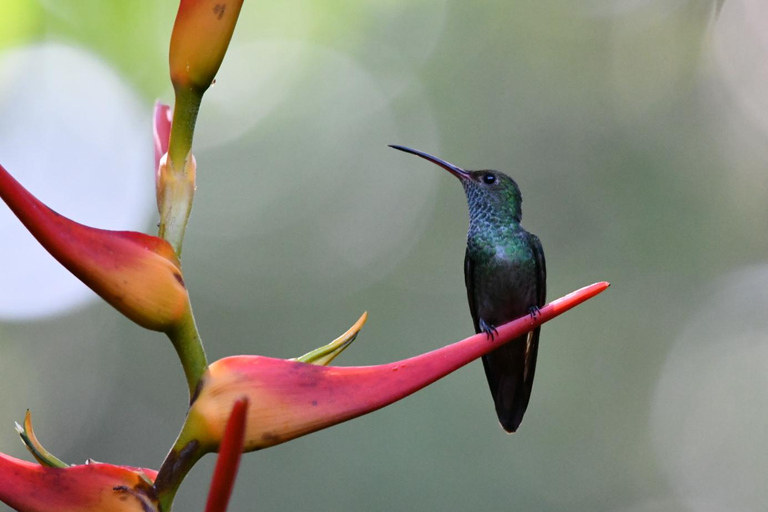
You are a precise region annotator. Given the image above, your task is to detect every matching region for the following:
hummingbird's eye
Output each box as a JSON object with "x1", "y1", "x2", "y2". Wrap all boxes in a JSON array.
[{"x1": 482, "y1": 173, "x2": 496, "y2": 185}]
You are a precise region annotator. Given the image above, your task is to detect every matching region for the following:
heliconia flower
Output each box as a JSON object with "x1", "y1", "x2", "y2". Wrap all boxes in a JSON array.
[
  {"x1": 153, "y1": 101, "x2": 172, "y2": 171},
  {"x1": 174, "y1": 282, "x2": 608, "y2": 455},
  {"x1": 0, "y1": 453, "x2": 159, "y2": 512},
  {"x1": 4, "y1": 406, "x2": 250, "y2": 512},
  {"x1": 0, "y1": 164, "x2": 191, "y2": 333},
  {"x1": 169, "y1": 0, "x2": 244, "y2": 94}
]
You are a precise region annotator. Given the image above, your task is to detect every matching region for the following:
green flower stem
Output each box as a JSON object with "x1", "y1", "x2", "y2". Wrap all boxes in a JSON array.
[
  {"x1": 167, "y1": 86, "x2": 201, "y2": 176},
  {"x1": 168, "y1": 306, "x2": 208, "y2": 399},
  {"x1": 154, "y1": 408, "x2": 213, "y2": 512},
  {"x1": 154, "y1": 437, "x2": 208, "y2": 512},
  {"x1": 158, "y1": 85, "x2": 203, "y2": 256}
]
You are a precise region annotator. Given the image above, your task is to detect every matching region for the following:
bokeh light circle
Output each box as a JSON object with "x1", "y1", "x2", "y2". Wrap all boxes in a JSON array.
[
  {"x1": 0, "y1": 42, "x2": 154, "y2": 320},
  {"x1": 651, "y1": 266, "x2": 768, "y2": 512},
  {"x1": 190, "y1": 40, "x2": 442, "y2": 298},
  {"x1": 580, "y1": 0, "x2": 690, "y2": 18}
]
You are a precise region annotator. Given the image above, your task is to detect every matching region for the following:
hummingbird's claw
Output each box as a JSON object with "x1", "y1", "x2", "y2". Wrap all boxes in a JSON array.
[
  {"x1": 479, "y1": 319, "x2": 498, "y2": 340},
  {"x1": 528, "y1": 306, "x2": 541, "y2": 319}
]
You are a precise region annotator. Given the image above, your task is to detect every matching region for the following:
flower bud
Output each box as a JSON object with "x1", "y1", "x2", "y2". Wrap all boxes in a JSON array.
[{"x1": 169, "y1": 0, "x2": 244, "y2": 93}]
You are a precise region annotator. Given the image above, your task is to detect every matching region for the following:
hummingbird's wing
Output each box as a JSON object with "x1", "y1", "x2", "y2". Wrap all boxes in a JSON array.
[
  {"x1": 517, "y1": 232, "x2": 546, "y2": 420},
  {"x1": 464, "y1": 248, "x2": 481, "y2": 334},
  {"x1": 530, "y1": 233, "x2": 546, "y2": 307}
]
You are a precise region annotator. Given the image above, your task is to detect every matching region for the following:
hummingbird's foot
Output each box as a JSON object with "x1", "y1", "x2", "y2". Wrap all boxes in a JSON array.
[
  {"x1": 528, "y1": 306, "x2": 541, "y2": 319},
  {"x1": 479, "y1": 319, "x2": 498, "y2": 340}
]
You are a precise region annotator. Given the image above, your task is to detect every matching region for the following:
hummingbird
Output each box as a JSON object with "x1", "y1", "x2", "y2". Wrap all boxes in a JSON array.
[{"x1": 390, "y1": 145, "x2": 546, "y2": 433}]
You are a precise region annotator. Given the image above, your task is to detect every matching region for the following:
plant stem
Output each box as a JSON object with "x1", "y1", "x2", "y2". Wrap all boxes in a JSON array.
[
  {"x1": 154, "y1": 438, "x2": 208, "y2": 512},
  {"x1": 168, "y1": 306, "x2": 208, "y2": 400},
  {"x1": 158, "y1": 86, "x2": 203, "y2": 256}
]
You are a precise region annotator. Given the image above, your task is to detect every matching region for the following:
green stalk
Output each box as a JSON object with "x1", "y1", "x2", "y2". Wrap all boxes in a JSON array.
[
  {"x1": 154, "y1": 439, "x2": 208, "y2": 511},
  {"x1": 167, "y1": 305, "x2": 208, "y2": 400},
  {"x1": 154, "y1": 406, "x2": 215, "y2": 511},
  {"x1": 158, "y1": 86, "x2": 203, "y2": 256}
]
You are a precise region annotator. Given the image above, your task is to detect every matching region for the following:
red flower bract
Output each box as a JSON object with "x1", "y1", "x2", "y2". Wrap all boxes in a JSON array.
[
  {"x1": 204, "y1": 398, "x2": 249, "y2": 512},
  {"x1": 0, "y1": 164, "x2": 190, "y2": 332},
  {"x1": 0, "y1": 453, "x2": 158, "y2": 512},
  {"x1": 181, "y1": 282, "x2": 609, "y2": 452}
]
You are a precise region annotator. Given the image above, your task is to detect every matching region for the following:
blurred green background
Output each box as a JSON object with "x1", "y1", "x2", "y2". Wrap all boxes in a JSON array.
[{"x1": 1, "y1": 0, "x2": 768, "y2": 511}]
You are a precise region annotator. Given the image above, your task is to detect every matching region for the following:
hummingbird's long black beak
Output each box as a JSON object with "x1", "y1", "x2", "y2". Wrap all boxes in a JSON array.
[{"x1": 389, "y1": 145, "x2": 470, "y2": 180}]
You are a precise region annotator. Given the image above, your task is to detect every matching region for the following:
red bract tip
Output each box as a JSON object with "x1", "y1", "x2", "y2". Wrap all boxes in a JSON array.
[
  {"x1": 204, "y1": 398, "x2": 249, "y2": 512},
  {"x1": 0, "y1": 164, "x2": 190, "y2": 332},
  {"x1": 184, "y1": 282, "x2": 609, "y2": 452},
  {"x1": 0, "y1": 453, "x2": 158, "y2": 512}
]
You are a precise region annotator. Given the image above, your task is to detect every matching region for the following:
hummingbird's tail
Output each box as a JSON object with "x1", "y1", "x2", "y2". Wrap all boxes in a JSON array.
[{"x1": 481, "y1": 327, "x2": 540, "y2": 433}]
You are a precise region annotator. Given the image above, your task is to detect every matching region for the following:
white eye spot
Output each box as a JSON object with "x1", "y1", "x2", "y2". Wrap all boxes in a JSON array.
[{"x1": 482, "y1": 173, "x2": 496, "y2": 185}]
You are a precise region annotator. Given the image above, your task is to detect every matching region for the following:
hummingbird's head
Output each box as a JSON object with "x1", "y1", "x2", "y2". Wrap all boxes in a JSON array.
[{"x1": 389, "y1": 145, "x2": 522, "y2": 223}]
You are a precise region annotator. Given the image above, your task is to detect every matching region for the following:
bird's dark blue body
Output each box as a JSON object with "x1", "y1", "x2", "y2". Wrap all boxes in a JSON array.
[{"x1": 390, "y1": 145, "x2": 546, "y2": 432}]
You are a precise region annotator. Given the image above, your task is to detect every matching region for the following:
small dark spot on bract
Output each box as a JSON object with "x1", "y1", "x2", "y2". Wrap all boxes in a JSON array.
[
  {"x1": 261, "y1": 432, "x2": 279, "y2": 443},
  {"x1": 311, "y1": 400, "x2": 318, "y2": 406},
  {"x1": 173, "y1": 272, "x2": 185, "y2": 288},
  {"x1": 113, "y1": 486, "x2": 130, "y2": 501},
  {"x1": 213, "y1": 3, "x2": 226, "y2": 19},
  {"x1": 178, "y1": 440, "x2": 200, "y2": 461}
]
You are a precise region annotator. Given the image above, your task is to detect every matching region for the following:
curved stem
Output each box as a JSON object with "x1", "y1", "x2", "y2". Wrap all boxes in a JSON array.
[
  {"x1": 154, "y1": 436, "x2": 207, "y2": 512},
  {"x1": 168, "y1": 306, "x2": 208, "y2": 400}
]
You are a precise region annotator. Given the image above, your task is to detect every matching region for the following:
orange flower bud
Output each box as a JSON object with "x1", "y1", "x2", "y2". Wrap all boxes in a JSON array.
[
  {"x1": 169, "y1": 0, "x2": 244, "y2": 93},
  {"x1": 0, "y1": 164, "x2": 190, "y2": 332}
]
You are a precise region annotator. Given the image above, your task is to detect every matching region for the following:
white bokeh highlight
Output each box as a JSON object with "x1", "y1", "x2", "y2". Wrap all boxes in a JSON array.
[
  {"x1": 0, "y1": 43, "x2": 154, "y2": 320},
  {"x1": 652, "y1": 266, "x2": 768, "y2": 512},
  {"x1": 193, "y1": 40, "x2": 310, "y2": 150},
  {"x1": 581, "y1": 0, "x2": 691, "y2": 18},
  {"x1": 191, "y1": 39, "x2": 443, "y2": 294}
]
